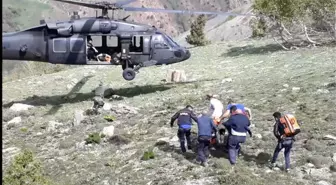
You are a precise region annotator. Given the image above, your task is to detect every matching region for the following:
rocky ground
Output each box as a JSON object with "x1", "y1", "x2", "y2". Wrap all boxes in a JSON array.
[{"x1": 2, "y1": 39, "x2": 336, "y2": 185}]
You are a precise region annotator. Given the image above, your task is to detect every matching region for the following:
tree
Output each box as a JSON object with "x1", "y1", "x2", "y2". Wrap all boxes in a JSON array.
[
  {"x1": 185, "y1": 14, "x2": 210, "y2": 46},
  {"x1": 252, "y1": 0, "x2": 336, "y2": 49}
]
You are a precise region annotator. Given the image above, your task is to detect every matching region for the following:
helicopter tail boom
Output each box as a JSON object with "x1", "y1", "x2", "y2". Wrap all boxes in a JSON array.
[{"x1": 2, "y1": 30, "x2": 47, "y2": 62}]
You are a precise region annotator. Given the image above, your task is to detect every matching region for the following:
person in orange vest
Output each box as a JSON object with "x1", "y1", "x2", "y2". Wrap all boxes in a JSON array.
[{"x1": 269, "y1": 112, "x2": 300, "y2": 173}]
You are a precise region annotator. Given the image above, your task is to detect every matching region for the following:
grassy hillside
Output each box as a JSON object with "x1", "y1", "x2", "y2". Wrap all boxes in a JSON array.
[{"x1": 2, "y1": 39, "x2": 336, "y2": 185}]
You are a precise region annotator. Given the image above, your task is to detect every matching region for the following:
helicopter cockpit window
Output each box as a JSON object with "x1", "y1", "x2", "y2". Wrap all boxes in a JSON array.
[
  {"x1": 153, "y1": 34, "x2": 170, "y2": 49},
  {"x1": 165, "y1": 35, "x2": 180, "y2": 47},
  {"x1": 107, "y1": 36, "x2": 118, "y2": 47},
  {"x1": 53, "y1": 38, "x2": 67, "y2": 53},
  {"x1": 154, "y1": 43, "x2": 169, "y2": 49}
]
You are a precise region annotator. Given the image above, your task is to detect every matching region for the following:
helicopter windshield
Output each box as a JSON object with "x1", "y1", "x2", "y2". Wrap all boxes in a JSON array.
[{"x1": 165, "y1": 35, "x2": 180, "y2": 47}]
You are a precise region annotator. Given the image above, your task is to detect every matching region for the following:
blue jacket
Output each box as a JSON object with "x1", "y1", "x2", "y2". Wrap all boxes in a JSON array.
[
  {"x1": 224, "y1": 114, "x2": 251, "y2": 136},
  {"x1": 197, "y1": 115, "x2": 217, "y2": 137}
]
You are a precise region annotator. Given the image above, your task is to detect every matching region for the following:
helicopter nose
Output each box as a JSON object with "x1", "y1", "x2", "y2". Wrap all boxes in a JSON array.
[{"x1": 184, "y1": 49, "x2": 191, "y2": 60}]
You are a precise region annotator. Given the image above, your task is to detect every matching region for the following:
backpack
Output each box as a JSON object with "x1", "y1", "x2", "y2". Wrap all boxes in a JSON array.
[{"x1": 279, "y1": 114, "x2": 301, "y2": 137}]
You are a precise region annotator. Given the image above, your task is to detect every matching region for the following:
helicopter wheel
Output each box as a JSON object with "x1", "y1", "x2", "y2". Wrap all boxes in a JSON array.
[{"x1": 122, "y1": 68, "x2": 136, "y2": 81}]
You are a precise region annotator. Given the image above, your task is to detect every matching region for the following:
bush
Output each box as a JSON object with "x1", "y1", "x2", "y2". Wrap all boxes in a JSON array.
[
  {"x1": 3, "y1": 149, "x2": 52, "y2": 185},
  {"x1": 141, "y1": 148, "x2": 155, "y2": 160},
  {"x1": 185, "y1": 15, "x2": 210, "y2": 46},
  {"x1": 85, "y1": 132, "x2": 105, "y2": 144},
  {"x1": 104, "y1": 115, "x2": 116, "y2": 122}
]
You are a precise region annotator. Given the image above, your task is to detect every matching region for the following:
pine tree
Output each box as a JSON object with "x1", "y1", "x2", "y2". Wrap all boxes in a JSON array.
[{"x1": 185, "y1": 15, "x2": 210, "y2": 46}]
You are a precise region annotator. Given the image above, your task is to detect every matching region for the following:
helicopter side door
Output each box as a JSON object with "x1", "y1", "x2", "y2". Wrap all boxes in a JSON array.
[{"x1": 48, "y1": 34, "x2": 87, "y2": 64}]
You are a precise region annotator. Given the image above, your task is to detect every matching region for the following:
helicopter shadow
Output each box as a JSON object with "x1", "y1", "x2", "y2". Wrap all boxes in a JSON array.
[{"x1": 2, "y1": 82, "x2": 178, "y2": 115}]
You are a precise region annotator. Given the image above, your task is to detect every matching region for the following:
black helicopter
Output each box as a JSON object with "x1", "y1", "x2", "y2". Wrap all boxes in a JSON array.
[{"x1": 2, "y1": 0, "x2": 253, "y2": 81}]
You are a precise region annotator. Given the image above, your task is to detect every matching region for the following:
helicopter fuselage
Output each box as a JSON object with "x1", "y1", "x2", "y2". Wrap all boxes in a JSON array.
[{"x1": 2, "y1": 17, "x2": 190, "y2": 80}]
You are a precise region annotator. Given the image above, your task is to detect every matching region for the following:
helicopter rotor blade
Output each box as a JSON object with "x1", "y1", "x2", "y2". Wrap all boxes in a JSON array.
[
  {"x1": 122, "y1": 7, "x2": 256, "y2": 17},
  {"x1": 53, "y1": 0, "x2": 104, "y2": 9},
  {"x1": 115, "y1": 0, "x2": 137, "y2": 7}
]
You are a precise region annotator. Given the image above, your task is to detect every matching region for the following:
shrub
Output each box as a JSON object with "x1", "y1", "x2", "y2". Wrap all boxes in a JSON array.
[
  {"x1": 141, "y1": 148, "x2": 155, "y2": 160},
  {"x1": 3, "y1": 149, "x2": 52, "y2": 185},
  {"x1": 85, "y1": 132, "x2": 105, "y2": 144}
]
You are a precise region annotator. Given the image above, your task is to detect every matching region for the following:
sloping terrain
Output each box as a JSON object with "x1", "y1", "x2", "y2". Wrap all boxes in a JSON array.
[{"x1": 2, "y1": 39, "x2": 336, "y2": 185}]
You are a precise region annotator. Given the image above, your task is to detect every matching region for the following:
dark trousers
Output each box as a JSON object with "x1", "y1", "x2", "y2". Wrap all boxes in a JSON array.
[
  {"x1": 228, "y1": 135, "x2": 246, "y2": 165},
  {"x1": 177, "y1": 128, "x2": 191, "y2": 152},
  {"x1": 197, "y1": 136, "x2": 211, "y2": 163},
  {"x1": 271, "y1": 139, "x2": 293, "y2": 170}
]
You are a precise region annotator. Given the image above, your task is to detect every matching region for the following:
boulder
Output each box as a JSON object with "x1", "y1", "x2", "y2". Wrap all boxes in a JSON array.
[
  {"x1": 316, "y1": 181, "x2": 332, "y2": 185},
  {"x1": 333, "y1": 153, "x2": 336, "y2": 163},
  {"x1": 9, "y1": 103, "x2": 34, "y2": 112},
  {"x1": 323, "y1": 135, "x2": 336, "y2": 141},
  {"x1": 102, "y1": 125, "x2": 115, "y2": 138},
  {"x1": 8, "y1": 117, "x2": 22, "y2": 124},
  {"x1": 73, "y1": 110, "x2": 85, "y2": 126},
  {"x1": 103, "y1": 103, "x2": 112, "y2": 111},
  {"x1": 307, "y1": 155, "x2": 332, "y2": 169},
  {"x1": 166, "y1": 70, "x2": 187, "y2": 83}
]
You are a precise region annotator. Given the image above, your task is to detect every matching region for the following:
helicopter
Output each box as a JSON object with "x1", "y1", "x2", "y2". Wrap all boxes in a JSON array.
[{"x1": 2, "y1": 0, "x2": 253, "y2": 81}]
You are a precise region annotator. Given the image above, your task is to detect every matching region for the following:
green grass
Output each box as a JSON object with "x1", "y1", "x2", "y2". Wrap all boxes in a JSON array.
[{"x1": 2, "y1": 39, "x2": 336, "y2": 185}]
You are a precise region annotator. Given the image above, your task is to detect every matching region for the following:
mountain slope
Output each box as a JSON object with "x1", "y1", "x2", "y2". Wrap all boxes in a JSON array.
[{"x1": 2, "y1": 39, "x2": 336, "y2": 185}]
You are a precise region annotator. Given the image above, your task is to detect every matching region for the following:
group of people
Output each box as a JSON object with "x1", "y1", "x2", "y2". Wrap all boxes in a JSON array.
[{"x1": 170, "y1": 94, "x2": 301, "y2": 172}]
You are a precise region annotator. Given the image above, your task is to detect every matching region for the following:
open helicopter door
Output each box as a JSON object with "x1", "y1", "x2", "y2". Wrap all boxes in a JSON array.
[{"x1": 48, "y1": 34, "x2": 87, "y2": 64}]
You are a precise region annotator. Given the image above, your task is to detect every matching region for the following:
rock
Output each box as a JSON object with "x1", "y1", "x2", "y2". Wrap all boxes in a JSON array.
[
  {"x1": 68, "y1": 94, "x2": 77, "y2": 99},
  {"x1": 102, "y1": 125, "x2": 115, "y2": 138},
  {"x1": 325, "y1": 114, "x2": 336, "y2": 122},
  {"x1": 110, "y1": 95, "x2": 123, "y2": 100},
  {"x1": 333, "y1": 153, "x2": 336, "y2": 163},
  {"x1": 283, "y1": 84, "x2": 289, "y2": 88},
  {"x1": 9, "y1": 103, "x2": 34, "y2": 112},
  {"x1": 8, "y1": 117, "x2": 22, "y2": 124},
  {"x1": 47, "y1": 121, "x2": 63, "y2": 132},
  {"x1": 170, "y1": 136, "x2": 179, "y2": 142},
  {"x1": 166, "y1": 70, "x2": 187, "y2": 83},
  {"x1": 316, "y1": 181, "x2": 332, "y2": 185},
  {"x1": 307, "y1": 155, "x2": 332, "y2": 169},
  {"x1": 305, "y1": 168, "x2": 332, "y2": 179},
  {"x1": 221, "y1": 78, "x2": 233, "y2": 83},
  {"x1": 254, "y1": 134, "x2": 262, "y2": 139},
  {"x1": 66, "y1": 84, "x2": 74, "y2": 90},
  {"x1": 330, "y1": 163, "x2": 336, "y2": 172},
  {"x1": 103, "y1": 103, "x2": 112, "y2": 111},
  {"x1": 304, "y1": 139, "x2": 325, "y2": 152},
  {"x1": 306, "y1": 163, "x2": 315, "y2": 168},
  {"x1": 292, "y1": 87, "x2": 300, "y2": 92},
  {"x1": 111, "y1": 104, "x2": 139, "y2": 115},
  {"x1": 73, "y1": 110, "x2": 85, "y2": 126},
  {"x1": 323, "y1": 135, "x2": 336, "y2": 141},
  {"x1": 316, "y1": 89, "x2": 330, "y2": 94}
]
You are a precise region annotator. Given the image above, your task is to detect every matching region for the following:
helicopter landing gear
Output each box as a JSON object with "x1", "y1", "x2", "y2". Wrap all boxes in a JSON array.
[
  {"x1": 122, "y1": 68, "x2": 136, "y2": 81},
  {"x1": 133, "y1": 60, "x2": 158, "y2": 72},
  {"x1": 121, "y1": 59, "x2": 136, "y2": 81}
]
